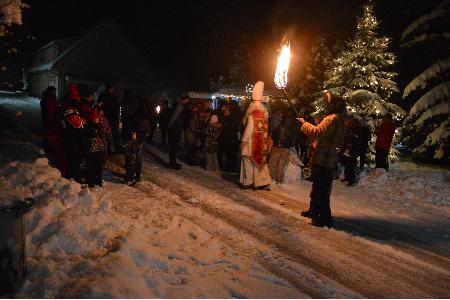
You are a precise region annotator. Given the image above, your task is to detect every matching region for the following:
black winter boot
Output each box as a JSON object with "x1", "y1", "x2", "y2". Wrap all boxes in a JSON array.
[{"x1": 301, "y1": 210, "x2": 312, "y2": 218}]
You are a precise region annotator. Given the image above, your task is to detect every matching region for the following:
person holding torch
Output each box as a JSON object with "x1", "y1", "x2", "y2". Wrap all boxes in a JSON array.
[
  {"x1": 274, "y1": 39, "x2": 345, "y2": 227},
  {"x1": 297, "y1": 92, "x2": 346, "y2": 227}
]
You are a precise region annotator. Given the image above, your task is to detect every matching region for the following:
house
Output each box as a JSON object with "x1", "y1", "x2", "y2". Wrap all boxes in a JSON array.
[{"x1": 26, "y1": 19, "x2": 153, "y2": 98}]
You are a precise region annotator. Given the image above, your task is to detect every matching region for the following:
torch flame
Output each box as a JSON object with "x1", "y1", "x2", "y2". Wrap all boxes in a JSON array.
[{"x1": 274, "y1": 41, "x2": 291, "y2": 89}]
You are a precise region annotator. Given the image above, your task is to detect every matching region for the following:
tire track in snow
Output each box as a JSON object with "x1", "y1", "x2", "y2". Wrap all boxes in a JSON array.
[
  {"x1": 104, "y1": 155, "x2": 359, "y2": 298},
  {"x1": 140, "y1": 160, "x2": 449, "y2": 298},
  {"x1": 107, "y1": 147, "x2": 450, "y2": 297}
]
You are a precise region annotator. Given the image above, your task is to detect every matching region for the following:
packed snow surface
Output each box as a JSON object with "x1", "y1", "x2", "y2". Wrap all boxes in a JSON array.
[
  {"x1": 1, "y1": 95, "x2": 450, "y2": 298},
  {"x1": 1, "y1": 159, "x2": 304, "y2": 298}
]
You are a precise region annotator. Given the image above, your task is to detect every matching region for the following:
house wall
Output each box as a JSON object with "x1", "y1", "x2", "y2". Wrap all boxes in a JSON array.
[
  {"x1": 31, "y1": 45, "x2": 58, "y2": 67},
  {"x1": 28, "y1": 71, "x2": 58, "y2": 97}
]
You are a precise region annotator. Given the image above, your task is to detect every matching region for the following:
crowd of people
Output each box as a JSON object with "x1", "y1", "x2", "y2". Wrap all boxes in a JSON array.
[
  {"x1": 40, "y1": 83, "x2": 155, "y2": 187},
  {"x1": 40, "y1": 81, "x2": 396, "y2": 226}
]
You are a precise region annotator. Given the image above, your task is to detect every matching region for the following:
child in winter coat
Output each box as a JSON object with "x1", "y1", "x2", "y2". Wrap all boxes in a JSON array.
[
  {"x1": 85, "y1": 112, "x2": 105, "y2": 187},
  {"x1": 203, "y1": 114, "x2": 221, "y2": 172},
  {"x1": 123, "y1": 130, "x2": 143, "y2": 185}
]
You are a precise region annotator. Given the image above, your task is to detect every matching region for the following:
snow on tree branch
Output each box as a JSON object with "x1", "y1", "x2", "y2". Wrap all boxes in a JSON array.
[
  {"x1": 403, "y1": 58, "x2": 450, "y2": 99},
  {"x1": 422, "y1": 116, "x2": 450, "y2": 160},
  {"x1": 410, "y1": 81, "x2": 450, "y2": 115},
  {"x1": 413, "y1": 101, "x2": 450, "y2": 126},
  {"x1": 401, "y1": 0, "x2": 450, "y2": 41},
  {"x1": 401, "y1": 32, "x2": 450, "y2": 48}
]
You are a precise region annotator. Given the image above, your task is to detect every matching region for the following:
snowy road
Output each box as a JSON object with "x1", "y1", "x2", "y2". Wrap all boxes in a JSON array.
[
  {"x1": 103, "y1": 144, "x2": 450, "y2": 298},
  {"x1": 1, "y1": 95, "x2": 449, "y2": 298}
]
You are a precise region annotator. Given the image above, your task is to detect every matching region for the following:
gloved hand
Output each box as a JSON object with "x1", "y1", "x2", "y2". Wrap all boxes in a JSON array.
[{"x1": 297, "y1": 117, "x2": 306, "y2": 125}]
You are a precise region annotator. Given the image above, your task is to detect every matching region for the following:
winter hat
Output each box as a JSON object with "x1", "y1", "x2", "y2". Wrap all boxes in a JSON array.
[
  {"x1": 326, "y1": 93, "x2": 346, "y2": 115},
  {"x1": 67, "y1": 84, "x2": 80, "y2": 101},
  {"x1": 252, "y1": 81, "x2": 265, "y2": 101},
  {"x1": 210, "y1": 114, "x2": 219, "y2": 124}
]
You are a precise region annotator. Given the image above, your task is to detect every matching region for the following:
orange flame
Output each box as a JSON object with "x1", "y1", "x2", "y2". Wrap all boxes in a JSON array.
[{"x1": 274, "y1": 40, "x2": 291, "y2": 89}]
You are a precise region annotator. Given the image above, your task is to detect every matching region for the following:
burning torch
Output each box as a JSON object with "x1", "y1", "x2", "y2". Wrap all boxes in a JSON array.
[{"x1": 274, "y1": 39, "x2": 300, "y2": 118}]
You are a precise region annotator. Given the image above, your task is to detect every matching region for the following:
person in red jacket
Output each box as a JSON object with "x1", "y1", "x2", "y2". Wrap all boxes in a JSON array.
[
  {"x1": 40, "y1": 86, "x2": 65, "y2": 176},
  {"x1": 61, "y1": 84, "x2": 87, "y2": 182},
  {"x1": 375, "y1": 114, "x2": 395, "y2": 171}
]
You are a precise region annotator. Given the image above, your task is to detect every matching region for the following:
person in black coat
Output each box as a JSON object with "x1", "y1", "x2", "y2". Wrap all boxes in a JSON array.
[
  {"x1": 85, "y1": 114, "x2": 105, "y2": 188},
  {"x1": 218, "y1": 103, "x2": 240, "y2": 172},
  {"x1": 99, "y1": 84, "x2": 121, "y2": 154},
  {"x1": 341, "y1": 118, "x2": 360, "y2": 186},
  {"x1": 167, "y1": 94, "x2": 190, "y2": 169},
  {"x1": 158, "y1": 100, "x2": 170, "y2": 144},
  {"x1": 146, "y1": 99, "x2": 158, "y2": 144},
  {"x1": 357, "y1": 118, "x2": 371, "y2": 169},
  {"x1": 269, "y1": 109, "x2": 296, "y2": 184}
]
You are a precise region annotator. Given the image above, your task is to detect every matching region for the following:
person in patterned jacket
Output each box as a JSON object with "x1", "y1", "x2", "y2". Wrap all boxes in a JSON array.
[
  {"x1": 61, "y1": 84, "x2": 86, "y2": 183},
  {"x1": 85, "y1": 111, "x2": 105, "y2": 187},
  {"x1": 96, "y1": 102, "x2": 112, "y2": 157},
  {"x1": 203, "y1": 114, "x2": 222, "y2": 172}
]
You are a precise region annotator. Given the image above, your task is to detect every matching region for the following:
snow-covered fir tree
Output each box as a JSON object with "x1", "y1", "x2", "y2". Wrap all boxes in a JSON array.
[
  {"x1": 289, "y1": 36, "x2": 332, "y2": 113},
  {"x1": 322, "y1": 2, "x2": 405, "y2": 161},
  {"x1": 401, "y1": 0, "x2": 450, "y2": 164}
]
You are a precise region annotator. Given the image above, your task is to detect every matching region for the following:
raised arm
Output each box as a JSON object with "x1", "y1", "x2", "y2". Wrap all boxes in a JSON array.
[{"x1": 300, "y1": 115, "x2": 335, "y2": 139}]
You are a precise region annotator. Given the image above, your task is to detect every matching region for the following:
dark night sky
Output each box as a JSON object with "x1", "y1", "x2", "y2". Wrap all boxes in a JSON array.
[{"x1": 24, "y1": 0, "x2": 441, "y2": 91}]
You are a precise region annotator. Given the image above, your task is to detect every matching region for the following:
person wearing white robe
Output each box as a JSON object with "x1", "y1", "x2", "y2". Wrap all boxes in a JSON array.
[{"x1": 239, "y1": 81, "x2": 272, "y2": 189}]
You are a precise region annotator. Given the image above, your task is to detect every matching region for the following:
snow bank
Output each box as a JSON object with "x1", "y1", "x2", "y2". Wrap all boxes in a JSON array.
[
  {"x1": 0, "y1": 158, "x2": 130, "y2": 297},
  {"x1": 1, "y1": 158, "x2": 300, "y2": 298},
  {"x1": 359, "y1": 164, "x2": 450, "y2": 207}
]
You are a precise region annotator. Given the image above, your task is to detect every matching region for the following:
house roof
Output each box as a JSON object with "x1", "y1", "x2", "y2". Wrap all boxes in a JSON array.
[
  {"x1": 30, "y1": 36, "x2": 78, "y2": 57},
  {"x1": 51, "y1": 18, "x2": 145, "y2": 69},
  {"x1": 27, "y1": 18, "x2": 153, "y2": 87},
  {"x1": 188, "y1": 91, "x2": 215, "y2": 100}
]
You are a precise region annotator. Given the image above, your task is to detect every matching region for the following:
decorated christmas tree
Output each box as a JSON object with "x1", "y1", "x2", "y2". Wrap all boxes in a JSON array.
[
  {"x1": 401, "y1": 0, "x2": 450, "y2": 164},
  {"x1": 321, "y1": 2, "x2": 405, "y2": 161}
]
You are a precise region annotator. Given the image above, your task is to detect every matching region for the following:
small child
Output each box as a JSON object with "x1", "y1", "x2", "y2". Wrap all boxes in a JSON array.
[
  {"x1": 123, "y1": 130, "x2": 143, "y2": 185},
  {"x1": 85, "y1": 113, "x2": 105, "y2": 187},
  {"x1": 203, "y1": 114, "x2": 221, "y2": 172}
]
